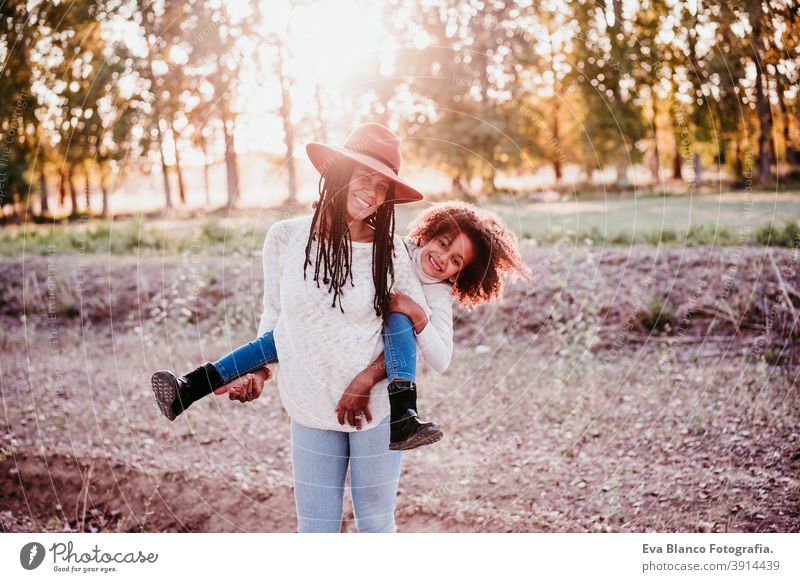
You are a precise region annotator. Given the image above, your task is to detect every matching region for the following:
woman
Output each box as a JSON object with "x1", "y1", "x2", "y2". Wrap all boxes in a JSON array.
[{"x1": 225, "y1": 123, "x2": 429, "y2": 533}]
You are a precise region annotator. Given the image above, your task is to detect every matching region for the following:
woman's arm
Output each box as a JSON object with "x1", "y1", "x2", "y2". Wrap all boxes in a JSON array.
[{"x1": 335, "y1": 352, "x2": 386, "y2": 430}]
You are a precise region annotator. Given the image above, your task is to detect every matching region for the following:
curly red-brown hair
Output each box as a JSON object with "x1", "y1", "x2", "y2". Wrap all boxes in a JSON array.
[{"x1": 407, "y1": 201, "x2": 532, "y2": 308}]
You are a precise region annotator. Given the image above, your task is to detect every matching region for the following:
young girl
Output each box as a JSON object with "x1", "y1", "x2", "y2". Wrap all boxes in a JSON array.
[{"x1": 152, "y1": 200, "x2": 530, "y2": 450}]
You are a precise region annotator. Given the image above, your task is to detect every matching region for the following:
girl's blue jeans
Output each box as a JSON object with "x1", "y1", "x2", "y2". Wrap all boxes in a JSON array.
[
  {"x1": 213, "y1": 312, "x2": 416, "y2": 385},
  {"x1": 291, "y1": 414, "x2": 403, "y2": 532}
]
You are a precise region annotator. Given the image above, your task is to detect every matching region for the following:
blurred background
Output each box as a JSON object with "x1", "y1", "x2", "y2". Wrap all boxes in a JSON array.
[
  {"x1": 0, "y1": 1, "x2": 798, "y2": 232},
  {"x1": 1, "y1": 1, "x2": 799, "y2": 533}
]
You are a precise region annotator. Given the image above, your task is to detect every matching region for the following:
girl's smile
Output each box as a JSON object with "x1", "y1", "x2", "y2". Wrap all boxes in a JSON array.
[{"x1": 419, "y1": 231, "x2": 476, "y2": 282}]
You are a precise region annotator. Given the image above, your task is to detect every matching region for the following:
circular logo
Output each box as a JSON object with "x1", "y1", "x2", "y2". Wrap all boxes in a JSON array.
[{"x1": 20, "y1": 542, "x2": 46, "y2": 570}]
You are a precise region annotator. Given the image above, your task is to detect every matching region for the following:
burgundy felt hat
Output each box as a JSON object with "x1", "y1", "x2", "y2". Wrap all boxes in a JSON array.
[{"x1": 306, "y1": 123, "x2": 424, "y2": 204}]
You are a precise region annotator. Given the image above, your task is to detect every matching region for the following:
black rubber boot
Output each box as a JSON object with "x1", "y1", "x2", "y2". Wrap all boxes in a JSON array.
[
  {"x1": 387, "y1": 380, "x2": 444, "y2": 451},
  {"x1": 151, "y1": 363, "x2": 224, "y2": 421}
]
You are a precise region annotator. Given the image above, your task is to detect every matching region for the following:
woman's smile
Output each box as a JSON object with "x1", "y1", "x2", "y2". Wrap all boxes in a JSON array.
[
  {"x1": 345, "y1": 163, "x2": 390, "y2": 223},
  {"x1": 352, "y1": 192, "x2": 373, "y2": 209}
]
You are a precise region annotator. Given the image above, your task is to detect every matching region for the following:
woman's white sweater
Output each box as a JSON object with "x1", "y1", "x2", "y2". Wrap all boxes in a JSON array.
[{"x1": 257, "y1": 215, "x2": 453, "y2": 432}]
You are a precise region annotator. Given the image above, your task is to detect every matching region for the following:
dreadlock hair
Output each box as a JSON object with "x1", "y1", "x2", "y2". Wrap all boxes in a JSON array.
[
  {"x1": 304, "y1": 158, "x2": 397, "y2": 320},
  {"x1": 408, "y1": 201, "x2": 532, "y2": 308}
]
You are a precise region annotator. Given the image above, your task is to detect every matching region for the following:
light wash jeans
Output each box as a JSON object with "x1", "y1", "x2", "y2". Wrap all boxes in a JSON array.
[{"x1": 291, "y1": 414, "x2": 404, "y2": 533}]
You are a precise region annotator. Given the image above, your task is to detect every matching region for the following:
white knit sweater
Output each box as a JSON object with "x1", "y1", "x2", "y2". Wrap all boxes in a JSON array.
[{"x1": 257, "y1": 216, "x2": 453, "y2": 432}]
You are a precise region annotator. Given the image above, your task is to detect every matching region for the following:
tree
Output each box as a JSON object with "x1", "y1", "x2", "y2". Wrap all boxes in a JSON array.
[
  {"x1": 0, "y1": 0, "x2": 40, "y2": 219},
  {"x1": 187, "y1": 1, "x2": 257, "y2": 209},
  {"x1": 573, "y1": 0, "x2": 647, "y2": 188},
  {"x1": 271, "y1": 34, "x2": 299, "y2": 206},
  {"x1": 135, "y1": 0, "x2": 193, "y2": 210},
  {"x1": 392, "y1": 0, "x2": 537, "y2": 195}
]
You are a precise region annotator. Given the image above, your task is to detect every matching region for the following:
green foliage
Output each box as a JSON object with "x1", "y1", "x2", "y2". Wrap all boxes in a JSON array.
[
  {"x1": 637, "y1": 298, "x2": 676, "y2": 333},
  {"x1": 754, "y1": 221, "x2": 800, "y2": 248},
  {"x1": 201, "y1": 220, "x2": 229, "y2": 244},
  {"x1": 0, "y1": 218, "x2": 266, "y2": 256},
  {"x1": 763, "y1": 348, "x2": 782, "y2": 366},
  {"x1": 644, "y1": 229, "x2": 677, "y2": 245}
]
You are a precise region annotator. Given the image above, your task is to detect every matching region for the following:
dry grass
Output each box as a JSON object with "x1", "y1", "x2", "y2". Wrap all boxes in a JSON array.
[{"x1": 1, "y1": 246, "x2": 799, "y2": 532}]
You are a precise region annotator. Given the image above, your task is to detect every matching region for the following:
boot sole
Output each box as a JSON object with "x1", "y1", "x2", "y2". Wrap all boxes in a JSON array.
[
  {"x1": 151, "y1": 371, "x2": 179, "y2": 421},
  {"x1": 390, "y1": 425, "x2": 444, "y2": 451}
]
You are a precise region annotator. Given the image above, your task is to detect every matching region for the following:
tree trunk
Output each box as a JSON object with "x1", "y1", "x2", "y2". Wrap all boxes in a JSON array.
[
  {"x1": 100, "y1": 165, "x2": 109, "y2": 217},
  {"x1": 277, "y1": 45, "x2": 297, "y2": 205},
  {"x1": 673, "y1": 141, "x2": 682, "y2": 181},
  {"x1": 650, "y1": 147, "x2": 660, "y2": 184},
  {"x1": 58, "y1": 168, "x2": 67, "y2": 209},
  {"x1": 754, "y1": 66, "x2": 773, "y2": 182},
  {"x1": 751, "y1": 9, "x2": 773, "y2": 183},
  {"x1": 650, "y1": 89, "x2": 660, "y2": 183},
  {"x1": 67, "y1": 165, "x2": 79, "y2": 215},
  {"x1": 84, "y1": 172, "x2": 92, "y2": 214},
  {"x1": 220, "y1": 103, "x2": 240, "y2": 209},
  {"x1": 552, "y1": 108, "x2": 562, "y2": 182},
  {"x1": 734, "y1": 136, "x2": 743, "y2": 180},
  {"x1": 284, "y1": 128, "x2": 298, "y2": 205},
  {"x1": 159, "y1": 144, "x2": 172, "y2": 210},
  {"x1": 584, "y1": 164, "x2": 595, "y2": 185},
  {"x1": 201, "y1": 140, "x2": 211, "y2": 207},
  {"x1": 156, "y1": 119, "x2": 172, "y2": 209},
  {"x1": 692, "y1": 153, "x2": 702, "y2": 188},
  {"x1": 25, "y1": 187, "x2": 34, "y2": 219},
  {"x1": 776, "y1": 76, "x2": 796, "y2": 167},
  {"x1": 39, "y1": 168, "x2": 49, "y2": 215},
  {"x1": 101, "y1": 184, "x2": 109, "y2": 217},
  {"x1": 171, "y1": 119, "x2": 187, "y2": 204},
  {"x1": 616, "y1": 161, "x2": 630, "y2": 189},
  {"x1": 314, "y1": 81, "x2": 329, "y2": 143},
  {"x1": 482, "y1": 167, "x2": 497, "y2": 196}
]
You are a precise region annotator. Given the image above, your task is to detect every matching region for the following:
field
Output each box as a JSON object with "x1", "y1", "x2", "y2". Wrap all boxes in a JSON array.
[
  {"x1": 2, "y1": 191, "x2": 800, "y2": 257},
  {"x1": 1, "y1": 234, "x2": 798, "y2": 532}
]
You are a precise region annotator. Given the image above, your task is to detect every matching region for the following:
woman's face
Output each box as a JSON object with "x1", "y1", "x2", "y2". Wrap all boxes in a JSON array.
[
  {"x1": 419, "y1": 230, "x2": 476, "y2": 283},
  {"x1": 344, "y1": 163, "x2": 391, "y2": 223}
]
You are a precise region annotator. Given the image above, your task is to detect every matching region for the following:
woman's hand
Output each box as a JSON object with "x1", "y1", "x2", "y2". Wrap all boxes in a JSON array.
[
  {"x1": 335, "y1": 371, "x2": 375, "y2": 430},
  {"x1": 388, "y1": 291, "x2": 429, "y2": 334},
  {"x1": 214, "y1": 367, "x2": 271, "y2": 402}
]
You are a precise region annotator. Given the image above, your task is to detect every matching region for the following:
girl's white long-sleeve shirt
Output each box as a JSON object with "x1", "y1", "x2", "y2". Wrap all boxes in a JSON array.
[
  {"x1": 400, "y1": 236, "x2": 454, "y2": 374},
  {"x1": 257, "y1": 216, "x2": 454, "y2": 432}
]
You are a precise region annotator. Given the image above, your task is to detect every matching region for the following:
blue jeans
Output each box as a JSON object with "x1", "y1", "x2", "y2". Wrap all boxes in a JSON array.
[
  {"x1": 291, "y1": 415, "x2": 404, "y2": 532},
  {"x1": 213, "y1": 331, "x2": 280, "y2": 384},
  {"x1": 382, "y1": 312, "x2": 417, "y2": 383},
  {"x1": 213, "y1": 314, "x2": 417, "y2": 385}
]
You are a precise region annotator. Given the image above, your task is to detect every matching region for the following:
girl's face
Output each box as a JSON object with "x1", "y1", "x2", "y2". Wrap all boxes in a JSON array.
[
  {"x1": 419, "y1": 230, "x2": 476, "y2": 283},
  {"x1": 344, "y1": 163, "x2": 391, "y2": 223}
]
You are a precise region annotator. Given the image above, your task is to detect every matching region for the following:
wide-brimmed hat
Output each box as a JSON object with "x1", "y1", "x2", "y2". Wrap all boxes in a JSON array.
[{"x1": 306, "y1": 123, "x2": 424, "y2": 204}]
